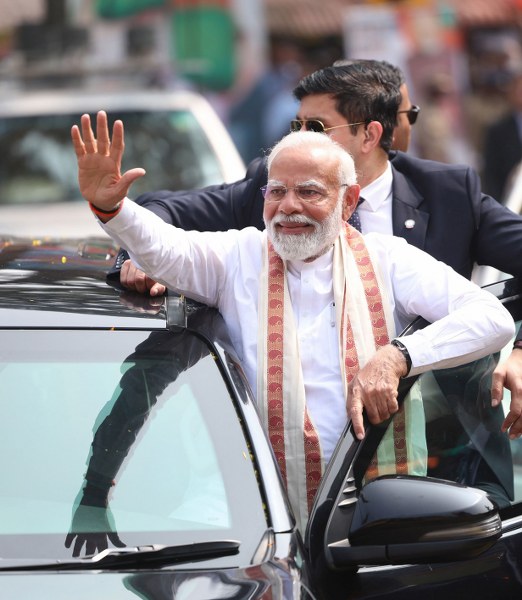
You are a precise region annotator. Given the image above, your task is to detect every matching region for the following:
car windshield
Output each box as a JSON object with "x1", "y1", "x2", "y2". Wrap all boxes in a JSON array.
[
  {"x1": 0, "y1": 110, "x2": 224, "y2": 206},
  {"x1": 0, "y1": 329, "x2": 267, "y2": 564},
  {"x1": 356, "y1": 315, "x2": 522, "y2": 513}
]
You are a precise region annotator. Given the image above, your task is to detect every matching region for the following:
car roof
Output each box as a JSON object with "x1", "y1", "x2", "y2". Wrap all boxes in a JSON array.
[
  {"x1": 0, "y1": 236, "x2": 168, "y2": 329},
  {"x1": 0, "y1": 87, "x2": 217, "y2": 118}
]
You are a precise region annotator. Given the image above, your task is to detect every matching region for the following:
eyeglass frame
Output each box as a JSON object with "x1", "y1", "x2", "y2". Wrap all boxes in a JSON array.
[
  {"x1": 260, "y1": 183, "x2": 349, "y2": 205},
  {"x1": 290, "y1": 119, "x2": 368, "y2": 134},
  {"x1": 397, "y1": 105, "x2": 420, "y2": 125}
]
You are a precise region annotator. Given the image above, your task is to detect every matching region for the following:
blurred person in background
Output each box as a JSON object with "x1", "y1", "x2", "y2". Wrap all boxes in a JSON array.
[
  {"x1": 103, "y1": 60, "x2": 522, "y2": 440},
  {"x1": 415, "y1": 73, "x2": 468, "y2": 164},
  {"x1": 483, "y1": 69, "x2": 522, "y2": 202},
  {"x1": 227, "y1": 37, "x2": 303, "y2": 163}
]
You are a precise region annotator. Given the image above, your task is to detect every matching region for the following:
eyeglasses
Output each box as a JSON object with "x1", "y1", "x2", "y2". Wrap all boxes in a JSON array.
[
  {"x1": 261, "y1": 183, "x2": 347, "y2": 204},
  {"x1": 397, "y1": 105, "x2": 420, "y2": 125},
  {"x1": 290, "y1": 119, "x2": 367, "y2": 134}
]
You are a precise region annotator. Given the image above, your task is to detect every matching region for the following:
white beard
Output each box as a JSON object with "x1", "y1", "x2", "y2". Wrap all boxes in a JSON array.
[{"x1": 266, "y1": 200, "x2": 343, "y2": 261}]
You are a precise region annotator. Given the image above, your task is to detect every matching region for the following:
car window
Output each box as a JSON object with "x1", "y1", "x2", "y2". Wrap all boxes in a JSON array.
[
  {"x1": 357, "y1": 317, "x2": 522, "y2": 512},
  {"x1": 0, "y1": 329, "x2": 266, "y2": 562},
  {"x1": 0, "y1": 111, "x2": 225, "y2": 206}
]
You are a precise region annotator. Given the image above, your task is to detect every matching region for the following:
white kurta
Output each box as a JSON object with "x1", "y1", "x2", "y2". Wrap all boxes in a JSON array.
[{"x1": 102, "y1": 200, "x2": 515, "y2": 462}]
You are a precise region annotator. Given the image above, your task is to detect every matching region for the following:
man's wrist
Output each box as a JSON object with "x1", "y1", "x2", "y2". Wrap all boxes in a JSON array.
[
  {"x1": 390, "y1": 338, "x2": 412, "y2": 377},
  {"x1": 89, "y1": 200, "x2": 124, "y2": 222},
  {"x1": 513, "y1": 340, "x2": 522, "y2": 351}
]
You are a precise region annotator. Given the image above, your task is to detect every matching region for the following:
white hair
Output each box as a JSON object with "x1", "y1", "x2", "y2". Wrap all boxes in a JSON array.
[{"x1": 266, "y1": 130, "x2": 357, "y2": 187}]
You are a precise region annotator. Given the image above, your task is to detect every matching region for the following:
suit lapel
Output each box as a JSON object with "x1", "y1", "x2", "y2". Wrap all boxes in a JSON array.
[{"x1": 391, "y1": 166, "x2": 430, "y2": 250}]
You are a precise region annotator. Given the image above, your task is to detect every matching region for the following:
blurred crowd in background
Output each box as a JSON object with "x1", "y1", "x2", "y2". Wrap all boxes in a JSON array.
[{"x1": 1, "y1": 0, "x2": 522, "y2": 203}]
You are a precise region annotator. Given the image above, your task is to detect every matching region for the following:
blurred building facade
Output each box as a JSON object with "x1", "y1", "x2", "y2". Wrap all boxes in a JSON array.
[{"x1": 0, "y1": 0, "x2": 521, "y2": 167}]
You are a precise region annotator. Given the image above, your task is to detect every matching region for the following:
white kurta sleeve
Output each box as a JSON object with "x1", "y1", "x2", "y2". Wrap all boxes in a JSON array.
[
  {"x1": 365, "y1": 233, "x2": 515, "y2": 375},
  {"x1": 100, "y1": 199, "x2": 242, "y2": 307}
]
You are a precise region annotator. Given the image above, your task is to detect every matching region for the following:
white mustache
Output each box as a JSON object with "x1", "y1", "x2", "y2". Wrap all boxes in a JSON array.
[{"x1": 270, "y1": 213, "x2": 317, "y2": 227}]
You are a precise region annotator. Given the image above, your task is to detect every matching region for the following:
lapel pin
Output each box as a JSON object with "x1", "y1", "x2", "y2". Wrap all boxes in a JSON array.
[{"x1": 404, "y1": 219, "x2": 415, "y2": 229}]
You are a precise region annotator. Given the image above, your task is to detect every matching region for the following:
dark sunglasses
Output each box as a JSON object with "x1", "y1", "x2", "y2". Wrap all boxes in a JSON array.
[
  {"x1": 290, "y1": 119, "x2": 367, "y2": 134},
  {"x1": 397, "y1": 105, "x2": 420, "y2": 125}
]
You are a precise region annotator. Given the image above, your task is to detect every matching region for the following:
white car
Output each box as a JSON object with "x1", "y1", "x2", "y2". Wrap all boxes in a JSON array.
[{"x1": 0, "y1": 89, "x2": 245, "y2": 238}]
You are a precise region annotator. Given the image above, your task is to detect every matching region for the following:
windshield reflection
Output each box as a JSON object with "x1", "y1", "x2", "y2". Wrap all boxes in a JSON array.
[{"x1": 0, "y1": 306, "x2": 264, "y2": 562}]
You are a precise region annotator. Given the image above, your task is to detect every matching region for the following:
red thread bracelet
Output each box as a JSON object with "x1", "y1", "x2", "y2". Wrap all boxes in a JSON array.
[
  {"x1": 513, "y1": 340, "x2": 522, "y2": 350},
  {"x1": 89, "y1": 200, "x2": 124, "y2": 219}
]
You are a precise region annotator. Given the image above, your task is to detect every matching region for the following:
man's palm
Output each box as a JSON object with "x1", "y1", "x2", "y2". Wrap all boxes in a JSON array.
[{"x1": 77, "y1": 151, "x2": 124, "y2": 207}]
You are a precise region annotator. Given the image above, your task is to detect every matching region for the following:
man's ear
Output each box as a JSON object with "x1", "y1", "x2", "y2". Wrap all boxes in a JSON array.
[
  {"x1": 342, "y1": 184, "x2": 361, "y2": 221},
  {"x1": 361, "y1": 121, "x2": 383, "y2": 153}
]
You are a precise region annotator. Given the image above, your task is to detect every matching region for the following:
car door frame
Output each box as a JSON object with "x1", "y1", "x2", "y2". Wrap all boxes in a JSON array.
[{"x1": 306, "y1": 276, "x2": 522, "y2": 599}]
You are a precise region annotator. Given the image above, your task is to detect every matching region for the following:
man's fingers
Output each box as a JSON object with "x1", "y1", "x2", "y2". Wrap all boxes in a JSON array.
[
  {"x1": 502, "y1": 408, "x2": 522, "y2": 437},
  {"x1": 96, "y1": 110, "x2": 111, "y2": 156},
  {"x1": 70, "y1": 125, "x2": 85, "y2": 158},
  {"x1": 349, "y1": 389, "x2": 365, "y2": 440},
  {"x1": 121, "y1": 260, "x2": 147, "y2": 293},
  {"x1": 120, "y1": 260, "x2": 163, "y2": 296},
  {"x1": 491, "y1": 367, "x2": 506, "y2": 406},
  {"x1": 150, "y1": 281, "x2": 167, "y2": 297},
  {"x1": 132, "y1": 269, "x2": 148, "y2": 294},
  {"x1": 120, "y1": 167, "x2": 146, "y2": 191},
  {"x1": 363, "y1": 390, "x2": 398, "y2": 424},
  {"x1": 109, "y1": 119, "x2": 125, "y2": 162},
  {"x1": 80, "y1": 113, "x2": 97, "y2": 153}
]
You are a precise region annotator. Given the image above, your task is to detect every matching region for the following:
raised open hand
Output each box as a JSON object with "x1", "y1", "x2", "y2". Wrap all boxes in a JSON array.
[{"x1": 71, "y1": 111, "x2": 145, "y2": 212}]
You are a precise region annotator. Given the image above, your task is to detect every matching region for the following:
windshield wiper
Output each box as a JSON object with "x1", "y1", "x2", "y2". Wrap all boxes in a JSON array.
[{"x1": 0, "y1": 540, "x2": 240, "y2": 571}]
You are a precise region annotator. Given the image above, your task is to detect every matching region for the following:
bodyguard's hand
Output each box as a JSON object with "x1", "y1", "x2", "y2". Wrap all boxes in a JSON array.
[
  {"x1": 491, "y1": 348, "x2": 522, "y2": 438},
  {"x1": 71, "y1": 110, "x2": 145, "y2": 212},
  {"x1": 121, "y1": 259, "x2": 166, "y2": 297},
  {"x1": 348, "y1": 344, "x2": 406, "y2": 440}
]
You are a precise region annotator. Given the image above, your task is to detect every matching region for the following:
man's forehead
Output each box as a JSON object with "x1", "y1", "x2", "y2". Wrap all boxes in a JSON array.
[
  {"x1": 269, "y1": 148, "x2": 337, "y2": 185},
  {"x1": 270, "y1": 146, "x2": 334, "y2": 170},
  {"x1": 297, "y1": 93, "x2": 339, "y2": 118}
]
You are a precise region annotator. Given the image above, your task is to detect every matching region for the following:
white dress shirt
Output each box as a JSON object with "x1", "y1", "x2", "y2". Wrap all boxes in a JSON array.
[
  {"x1": 102, "y1": 201, "x2": 515, "y2": 462},
  {"x1": 358, "y1": 161, "x2": 394, "y2": 235}
]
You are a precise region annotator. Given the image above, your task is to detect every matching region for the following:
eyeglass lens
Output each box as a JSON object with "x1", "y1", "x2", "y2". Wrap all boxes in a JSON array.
[
  {"x1": 290, "y1": 119, "x2": 325, "y2": 133},
  {"x1": 407, "y1": 106, "x2": 420, "y2": 125}
]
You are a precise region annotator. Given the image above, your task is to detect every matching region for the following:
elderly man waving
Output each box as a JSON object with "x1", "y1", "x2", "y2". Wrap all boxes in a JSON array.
[{"x1": 72, "y1": 112, "x2": 514, "y2": 529}]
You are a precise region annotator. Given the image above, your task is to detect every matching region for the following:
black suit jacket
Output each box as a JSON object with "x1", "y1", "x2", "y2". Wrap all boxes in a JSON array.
[
  {"x1": 483, "y1": 113, "x2": 522, "y2": 201},
  {"x1": 127, "y1": 151, "x2": 522, "y2": 281}
]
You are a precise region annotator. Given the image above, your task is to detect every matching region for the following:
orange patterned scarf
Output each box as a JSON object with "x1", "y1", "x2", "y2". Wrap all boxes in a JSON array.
[{"x1": 257, "y1": 223, "x2": 395, "y2": 529}]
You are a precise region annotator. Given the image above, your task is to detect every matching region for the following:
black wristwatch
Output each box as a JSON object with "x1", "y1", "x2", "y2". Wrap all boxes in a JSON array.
[{"x1": 390, "y1": 338, "x2": 412, "y2": 376}]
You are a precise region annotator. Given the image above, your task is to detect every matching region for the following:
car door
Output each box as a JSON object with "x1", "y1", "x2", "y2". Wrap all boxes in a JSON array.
[{"x1": 307, "y1": 277, "x2": 522, "y2": 600}]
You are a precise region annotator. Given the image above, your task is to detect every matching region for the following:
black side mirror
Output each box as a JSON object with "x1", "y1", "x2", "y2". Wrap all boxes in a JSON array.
[{"x1": 326, "y1": 475, "x2": 501, "y2": 568}]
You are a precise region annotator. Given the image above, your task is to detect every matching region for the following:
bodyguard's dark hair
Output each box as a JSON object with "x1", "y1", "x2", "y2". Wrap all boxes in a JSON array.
[
  {"x1": 333, "y1": 58, "x2": 405, "y2": 88},
  {"x1": 293, "y1": 61, "x2": 402, "y2": 152}
]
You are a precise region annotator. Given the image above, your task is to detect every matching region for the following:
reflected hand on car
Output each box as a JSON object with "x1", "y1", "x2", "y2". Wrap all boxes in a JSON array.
[{"x1": 65, "y1": 503, "x2": 125, "y2": 558}]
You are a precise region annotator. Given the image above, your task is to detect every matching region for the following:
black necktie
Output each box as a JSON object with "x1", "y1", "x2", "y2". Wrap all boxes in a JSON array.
[{"x1": 348, "y1": 197, "x2": 365, "y2": 232}]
